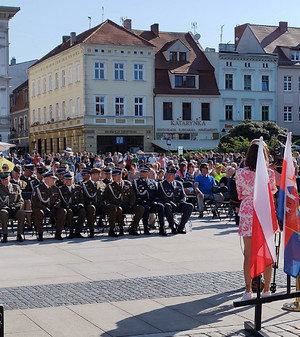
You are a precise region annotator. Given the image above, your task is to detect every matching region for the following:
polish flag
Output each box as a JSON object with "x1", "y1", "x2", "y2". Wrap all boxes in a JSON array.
[{"x1": 250, "y1": 137, "x2": 279, "y2": 279}]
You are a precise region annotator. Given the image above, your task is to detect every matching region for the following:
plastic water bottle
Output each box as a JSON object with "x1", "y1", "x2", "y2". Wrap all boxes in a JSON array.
[{"x1": 189, "y1": 220, "x2": 193, "y2": 232}]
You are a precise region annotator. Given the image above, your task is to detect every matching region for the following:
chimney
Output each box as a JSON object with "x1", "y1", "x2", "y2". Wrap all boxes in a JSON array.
[
  {"x1": 10, "y1": 57, "x2": 16, "y2": 66},
  {"x1": 70, "y1": 32, "x2": 76, "y2": 46},
  {"x1": 123, "y1": 19, "x2": 132, "y2": 31},
  {"x1": 279, "y1": 21, "x2": 288, "y2": 32},
  {"x1": 151, "y1": 23, "x2": 159, "y2": 37},
  {"x1": 62, "y1": 35, "x2": 69, "y2": 43}
]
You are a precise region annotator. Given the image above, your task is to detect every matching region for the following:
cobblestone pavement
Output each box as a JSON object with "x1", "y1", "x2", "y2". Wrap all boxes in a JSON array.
[{"x1": 0, "y1": 269, "x2": 291, "y2": 311}]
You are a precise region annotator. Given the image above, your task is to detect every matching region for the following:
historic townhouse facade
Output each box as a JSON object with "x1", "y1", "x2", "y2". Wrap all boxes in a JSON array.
[
  {"x1": 0, "y1": 6, "x2": 19, "y2": 143},
  {"x1": 235, "y1": 21, "x2": 300, "y2": 137},
  {"x1": 205, "y1": 46, "x2": 277, "y2": 134},
  {"x1": 28, "y1": 20, "x2": 155, "y2": 154},
  {"x1": 133, "y1": 24, "x2": 220, "y2": 151}
]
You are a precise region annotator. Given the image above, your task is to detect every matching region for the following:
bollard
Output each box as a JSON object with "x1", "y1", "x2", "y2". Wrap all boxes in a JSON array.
[{"x1": 0, "y1": 305, "x2": 3, "y2": 337}]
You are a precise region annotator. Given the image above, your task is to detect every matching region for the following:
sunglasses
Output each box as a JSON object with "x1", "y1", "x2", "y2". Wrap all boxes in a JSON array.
[{"x1": 2, "y1": 166, "x2": 9, "y2": 169}]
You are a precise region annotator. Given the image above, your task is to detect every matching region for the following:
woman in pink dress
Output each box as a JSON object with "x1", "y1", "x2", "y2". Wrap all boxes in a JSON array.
[{"x1": 235, "y1": 141, "x2": 277, "y2": 300}]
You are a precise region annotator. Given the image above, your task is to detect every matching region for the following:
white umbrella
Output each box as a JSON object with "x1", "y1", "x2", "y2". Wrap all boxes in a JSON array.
[{"x1": 0, "y1": 142, "x2": 16, "y2": 152}]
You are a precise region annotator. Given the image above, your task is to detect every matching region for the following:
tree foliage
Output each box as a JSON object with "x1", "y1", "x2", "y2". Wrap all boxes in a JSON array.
[{"x1": 216, "y1": 120, "x2": 287, "y2": 153}]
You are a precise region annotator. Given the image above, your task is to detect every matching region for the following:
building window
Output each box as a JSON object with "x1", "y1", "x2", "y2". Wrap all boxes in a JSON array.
[
  {"x1": 32, "y1": 109, "x2": 36, "y2": 123},
  {"x1": 37, "y1": 79, "x2": 41, "y2": 95},
  {"x1": 61, "y1": 69, "x2": 65, "y2": 87},
  {"x1": 244, "y1": 75, "x2": 251, "y2": 90},
  {"x1": 95, "y1": 96, "x2": 105, "y2": 116},
  {"x1": 263, "y1": 63, "x2": 268, "y2": 68},
  {"x1": 24, "y1": 89, "x2": 28, "y2": 104},
  {"x1": 284, "y1": 76, "x2": 292, "y2": 91},
  {"x1": 43, "y1": 106, "x2": 47, "y2": 124},
  {"x1": 54, "y1": 72, "x2": 59, "y2": 89},
  {"x1": 284, "y1": 106, "x2": 292, "y2": 122},
  {"x1": 262, "y1": 75, "x2": 269, "y2": 91},
  {"x1": 114, "y1": 97, "x2": 125, "y2": 116},
  {"x1": 133, "y1": 64, "x2": 144, "y2": 80},
  {"x1": 291, "y1": 51, "x2": 300, "y2": 61},
  {"x1": 95, "y1": 62, "x2": 105, "y2": 79},
  {"x1": 179, "y1": 52, "x2": 187, "y2": 61},
  {"x1": 201, "y1": 103, "x2": 210, "y2": 121},
  {"x1": 24, "y1": 115, "x2": 28, "y2": 132},
  {"x1": 134, "y1": 97, "x2": 144, "y2": 116},
  {"x1": 175, "y1": 75, "x2": 195, "y2": 88},
  {"x1": 68, "y1": 99, "x2": 73, "y2": 118},
  {"x1": 226, "y1": 61, "x2": 232, "y2": 67},
  {"x1": 76, "y1": 97, "x2": 80, "y2": 117},
  {"x1": 75, "y1": 63, "x2": 80, "y2": 82},
  {"x1": 31, "y1": 82, "x2": 35, "y2": 97},
  {"x1": 55, "y1": 103, "x2": 59, "y2": 121},
  {"x1": 114, "y1": 63, "x2": 125, "y2": 80},
  {"x1": 163, "y1": 102, "x2": 172, "y2": 120},
  {"x1": 170, "y1": 51, "x2": 177, "y2": 61},
  {"x1": 299, "y1": 77, "x2": 300, "y2": 91},
  {"x1": 244, "y1": 105, "x2": 252, "y2": 120},
  {"x1": 68, "y1": 66, "x2": 72, "y2": 84},
  {"x1": 299, "y1": 107, "x2": 300, "y2": 122},
  {"x1": 262, "y1": 106, "x2": 269, "y2": 121},
  {"x1": 245, "y1": 62, "x2": 250, "y2": 67},
  {"x1": 62, "y1": 101, "x2": 66, "y2": 120},
  {"x1": 49, "y1": 104, "x2": 53, "y2": 121},
  {"x1": 225, "y1": 74, "x2": 233, "y2": 89},
  {"x1": 48, "y1": 75, "x2": 52, "y2": 91},
  {"x1": 42, "y1": 77, "x2": 46, "y2": 93},
  {"x1": 225, "y1": 105, "x2": 233, "y2": 120},
  {"x1": 37, "y1": 108, "x2": 41, "y2": 122},
  {"x1": 182, "y1": 103, "x2": 191, "y2": 120}
]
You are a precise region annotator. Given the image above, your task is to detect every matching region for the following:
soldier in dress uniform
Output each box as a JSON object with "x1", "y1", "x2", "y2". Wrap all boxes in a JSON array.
[
  {"x1": 79, "y1": 168, "x2": 91, "y2": 185},
  {"x1": 30, "y1": 166, "x2": 46, "y2": 191},
  {"x1": 0, "y1": 173, "x2": 25, "y2": 243},
  {"x1": 11, "y1": 165, "x2": 27, "y2": 190},
  {"x1": 82, "y1": 168, "x2": 118, "y2": 238},
  {"x1": 59, "y1": 172, "x2": 86, "y2": 238},
  {"x1": 102, "y1": 167, "x2": 113, "y2": 185},
  {"x1": 133, "y1": 166, "x2": 167, "y2": 236},
  {"x1": 105, "y1": 168, "x2": 144, "y2": 236},
  {"x1": 55, "y1": 167, "x2": 66, "y2": 188},
  {"x1": 31, "y1": 170, "x2": 67, "y2": 241},
  {"x1": 158, "y1": 167, "x2": 193, "y2": 234}
]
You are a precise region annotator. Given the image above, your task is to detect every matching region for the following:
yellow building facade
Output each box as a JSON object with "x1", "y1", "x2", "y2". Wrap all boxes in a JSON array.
[{"x1": 28, "y1": 20, "x2": 155, "y2": 154}]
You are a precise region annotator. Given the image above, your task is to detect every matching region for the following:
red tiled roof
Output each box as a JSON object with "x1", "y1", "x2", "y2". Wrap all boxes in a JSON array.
[
  {"x1": 133, "y1": 29, "x2": 219, "y2": 95},
  {"x1": 31, "y1": 20, "x2": 154, "y2": 67}
]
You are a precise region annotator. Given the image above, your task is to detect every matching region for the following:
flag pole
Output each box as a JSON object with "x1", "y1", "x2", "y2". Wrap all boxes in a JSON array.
[{"x1": 282, "y1": 274, "x2": 300, "y2": 311}]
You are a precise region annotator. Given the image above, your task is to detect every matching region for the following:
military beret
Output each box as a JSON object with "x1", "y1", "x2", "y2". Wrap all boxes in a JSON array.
[
  {"x1": 0, "y1": 173, "x2": 10, "y2": 180},
  {"x1": 166, "y1": 167, "x2": 177, "y2": 175},
  {"x1": 12, "y1": 164, "x2": 22, "y2": 173},
  {"x1": 42, "y1": 170, "x2": 57, "y2": 179},
  {"x1": 103, "y1": 167, "x2": 112, "y2": 174},
  {"x1": 139, "y1": 165, "x2": 149, "y2": 173},
  {"x1": 63, "y1": 172, "x2": 73, "y2": 180},
  {"x1": 90, "y1": 168, "x2": 101, "y2": 174},
  {"x1": 56, "y1": 168, "x2": 67, "y2": 175},
  {"x1": 81, "y1": 168, "x2": 91, "y2": 175},
  {"x1": 24, "y1": 164, "x2": 35, "y2": 172},
  {"x1": 112, "y1": 168, "x2": 122, "y2": 176}
]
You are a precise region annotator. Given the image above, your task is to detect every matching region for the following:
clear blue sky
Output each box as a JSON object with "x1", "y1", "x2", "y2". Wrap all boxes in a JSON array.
[{"x1": 6, "y1": 0, "x2": 300, "y2": 63}]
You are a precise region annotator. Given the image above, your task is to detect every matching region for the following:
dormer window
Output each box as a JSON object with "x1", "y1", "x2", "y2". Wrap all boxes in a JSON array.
[
  {"x1": 170, "y1": 51, "x2": 177, "y2": 61},
  {"x1": 291, "y1": 51, "x2": 300, "y2": 61},
  {"x1": 175, "y1": 75, "x2": 195, "y2": 88},
  {"x1": 169, "y1": 51, "x2": 187, "y2": 61},
  {"x1": 179, "y1": 52, "x2": 187, "y2": 61}
]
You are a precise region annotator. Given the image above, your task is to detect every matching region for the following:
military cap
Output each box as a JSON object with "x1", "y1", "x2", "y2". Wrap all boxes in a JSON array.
[
  {"x1": 42, "y1": 170, "x2": 57, "y2": 179},
  {"x1": 0, "y1": 173, "x2": 10, "y2": 180},
  {"x1": 24, "y1": 164, "x2": 35, "y2": 172},
  {"x1": 166, "y1": 167, "x2": 177, "y2": 175},
  {"x1": 90, "y1": 168, "x2": 101, "y2": 174},
  {"x1": 139, "y1": 165, "x2": 149, "y2": 173},
  {"x1": 112, "y1": 168, "x2": 122, "y2": 176},
  {"x1": 103, "y1": 167, "x2": 112, "y2": 174},
  {"x1": 81, "y1": 168, "x2": 91, "y2": 175},
  {"x1": 12, "y1": 164, "x2": 22, "y2": 173},
  {"x1": 56, "y1": 168, "x2": 66, "y2": 176},
  {"x1": 108, "y1": 162, "x2": 115, "y2": 168},
  {"x1": 63, "y1": 172, "x2": 74, "y2": 180},
  {"x1": 36, "y1": 167, "x2": 47, "y2": 175}
]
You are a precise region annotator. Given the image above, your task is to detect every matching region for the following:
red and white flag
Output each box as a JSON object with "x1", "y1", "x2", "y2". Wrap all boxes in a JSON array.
[{"x1": 250, "y1": 137, "x2": 279, "y2": 279}]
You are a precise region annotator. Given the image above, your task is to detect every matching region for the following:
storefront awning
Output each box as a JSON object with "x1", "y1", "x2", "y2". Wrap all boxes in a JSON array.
[{"x1": 152, "y1": 139, "x2": 219, "y2": 151}]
